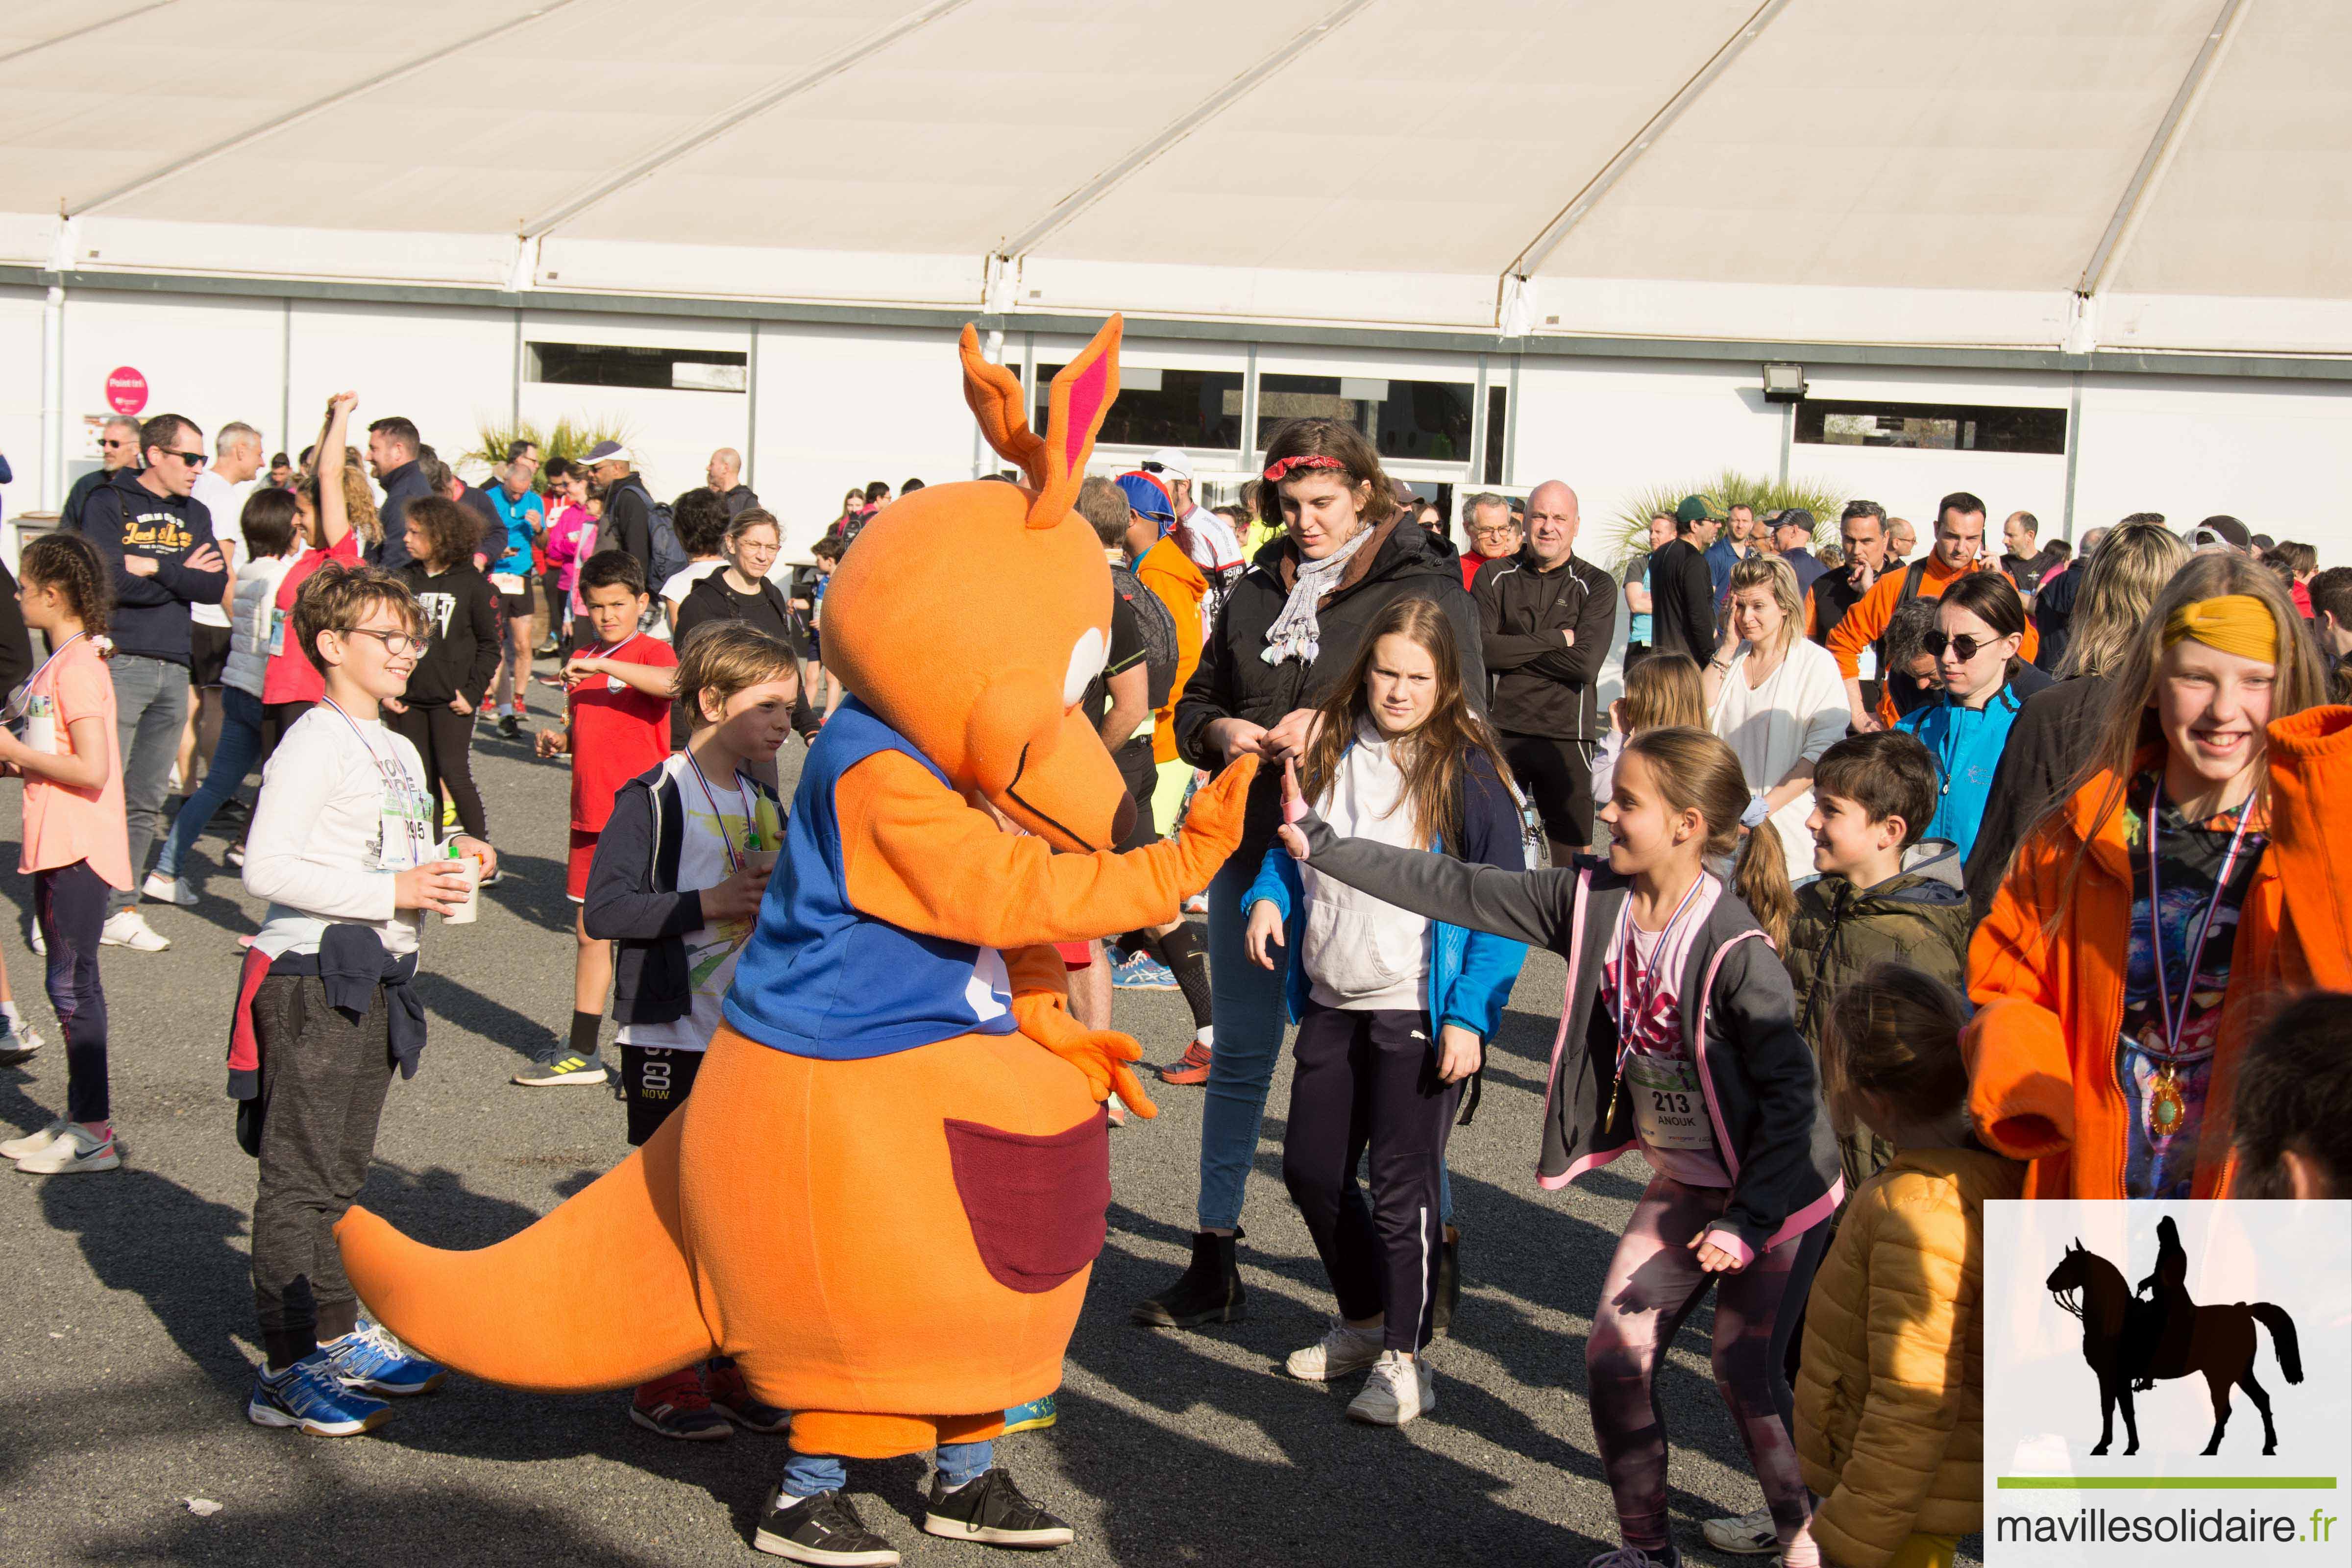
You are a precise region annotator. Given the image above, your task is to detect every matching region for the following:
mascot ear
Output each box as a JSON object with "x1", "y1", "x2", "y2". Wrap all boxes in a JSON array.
[
  {"x1": 1027, "y1": 315, "x2": 1122, "y2": 532},
  {"x1": 958, "y1": 325, "x2": 1047, "y2": 489}
]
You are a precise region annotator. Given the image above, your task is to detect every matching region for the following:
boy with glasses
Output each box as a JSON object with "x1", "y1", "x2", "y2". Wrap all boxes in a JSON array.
[
  {"x1": 236, "y1": 563, "x2": 487, "y2": 1434},
  {"x1": 67, "y1": 412, "x2": 229, "y2": 952}
]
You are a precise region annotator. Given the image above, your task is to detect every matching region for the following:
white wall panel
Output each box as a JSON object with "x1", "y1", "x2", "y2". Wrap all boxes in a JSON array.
[
  {"x1": 0, "y1": 286, "x2": 48, "y2": 525},
  {"x1": 2073, "y1": 374, "x2": 2352, "y2": 558},
  {"x1": 62, "y1": 290, "x2": 286, "y2": 462},
  {"x1": 748, "y1": 322, "x2": 979, "y2": 561},
  {"x1": 286, "y1": 300, "x2": 514, "y2": 477}
]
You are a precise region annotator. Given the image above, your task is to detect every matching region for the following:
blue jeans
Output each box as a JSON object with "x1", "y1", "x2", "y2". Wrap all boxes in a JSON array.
[
  {"x1": 156, "y1": 686, "x2": 265, "y2": 879},
  {"x1": 1198, "y1": 849, "x2": 1291, "y2": 1231},
  {"x1": 107, "y1": 655, "x2": 191, "y2": 913},
  {"x1": 782, "y1": 1441, "x2": 992, "y2": 1499}
]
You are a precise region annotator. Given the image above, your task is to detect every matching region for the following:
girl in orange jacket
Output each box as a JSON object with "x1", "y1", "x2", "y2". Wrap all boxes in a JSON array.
[{"x1": 1965, "y1": 552, "x2": 2352, "y2": 1199}]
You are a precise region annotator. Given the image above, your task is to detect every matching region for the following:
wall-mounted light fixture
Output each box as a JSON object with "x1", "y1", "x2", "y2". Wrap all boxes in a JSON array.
[{"x1": 1762, "y1": 362, "x2": 1808, "y2": 403}]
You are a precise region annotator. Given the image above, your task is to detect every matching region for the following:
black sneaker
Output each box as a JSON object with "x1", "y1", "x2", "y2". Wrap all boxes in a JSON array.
[
  {"x1": 754, "y1": 1488, "x2": 899, "y2": 1566},
  {"x1": 497, "y1": 714, "x2": 523, "y2": 740},
  {"x1": 1129, "y1": 1229, "x2": 1246, "y2": 1327},
  {"x1": 922, "y1": 1469, "x2": 1075, "y2": 1549}
]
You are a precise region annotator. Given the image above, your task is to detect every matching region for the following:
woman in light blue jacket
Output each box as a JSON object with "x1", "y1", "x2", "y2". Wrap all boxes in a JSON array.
[{"x1": 1897, "y1": 571, "x2": 2050, "y2": 861}]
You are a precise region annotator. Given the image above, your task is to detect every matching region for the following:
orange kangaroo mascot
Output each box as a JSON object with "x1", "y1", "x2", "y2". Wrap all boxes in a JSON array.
[{"x1": 336, "y1": 315, "x2": 1253, "y2": 1545}]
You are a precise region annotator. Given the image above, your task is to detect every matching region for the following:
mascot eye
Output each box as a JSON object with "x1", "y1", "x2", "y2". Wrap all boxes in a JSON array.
[{"x1": 1061, "y1": 627, "x2": 1107, "y2": 709}]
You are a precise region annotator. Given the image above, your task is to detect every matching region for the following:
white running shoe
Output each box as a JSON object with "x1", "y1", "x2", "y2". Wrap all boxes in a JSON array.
[
  {"x1": 1286, "y1": 1318, "x2": 1386, "y2": 1382},
  {"x1": 144, "y1": 873, "x2": 199, "y2": 907},
  {"x1": 29, "y1": 924, "x2": 44, "y2": 956},
  {"x1": 100, "y1": 910, "x2": 171, "y2": 951},
  {"x1": 14, "y1": 1124, "x2": 121, "y2": 1174},
  {"x1": 1, "y1": 1117, "x2": 70, "y2": 1161},
  {"x1": 1346, "y1": 1350, "x2": 1434, "y2": 1425},
  {"x1": 1702, "y1": 1505, "x2": 1779, "y2": 1554}
]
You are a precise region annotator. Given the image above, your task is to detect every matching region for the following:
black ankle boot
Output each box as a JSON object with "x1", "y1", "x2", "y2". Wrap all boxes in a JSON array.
[
  {"x1": 1130, "y1": 1229, "x2": 1246, "y2": 1327},
  {"x1": 1433, "y1": 1225, "x2": 1461, "y2": 1336}
]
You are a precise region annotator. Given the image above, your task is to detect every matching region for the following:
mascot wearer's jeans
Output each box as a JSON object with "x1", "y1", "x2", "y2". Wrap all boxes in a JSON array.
[
  {"x1": 1198, "y1": 853, "x2": 1290, "y2": 1231},
  {"x1": 785, "y1": 1441, "x2": 993, "y2": 1498}
]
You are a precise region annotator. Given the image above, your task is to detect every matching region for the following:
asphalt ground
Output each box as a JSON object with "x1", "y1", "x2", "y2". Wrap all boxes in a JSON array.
[{"x1": 0, "y1": 677, "x2": 1981, "y2": 1568}]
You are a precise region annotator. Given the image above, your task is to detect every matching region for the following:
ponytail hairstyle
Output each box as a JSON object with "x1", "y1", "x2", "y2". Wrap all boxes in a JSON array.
[
  {"x1": 1256, "y1": 417, "x2": 1398, "y2": 534},
  {"x1": 18, "y1": 532, "x2": 113, "y2": 638},
  {"x1": 1621, "y1": 726, "x2": 1748, "y2": 861},
  {"x1": 1299, "y1": 596, "x2": 1514, "y2": 854},
  {"x1": 1620, "y1": 653, "x2": 1705, "y2": 734},
  {"x1": 1734, "y1": 821, "x2": 1796, "y2": 952},
  {"x1": 1821, "y1": 962, "x2": 1970, "y2": 1140}
]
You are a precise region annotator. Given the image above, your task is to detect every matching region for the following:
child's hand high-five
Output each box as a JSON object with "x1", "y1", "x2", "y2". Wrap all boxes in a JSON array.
[{"x1": 1275, "y1": 757, "x2": 1311, "y2": 860}]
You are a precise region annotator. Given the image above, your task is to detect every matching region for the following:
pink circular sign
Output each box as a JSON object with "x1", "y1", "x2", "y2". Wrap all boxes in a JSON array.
[{"x1": 105, "y1": 366, "x2": 148, "y2": 415}]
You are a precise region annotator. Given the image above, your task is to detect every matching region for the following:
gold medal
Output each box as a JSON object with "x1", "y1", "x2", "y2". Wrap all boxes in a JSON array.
[{"x1": 2147, "y1": 1064, "x2": 2186, "y2": 1139}]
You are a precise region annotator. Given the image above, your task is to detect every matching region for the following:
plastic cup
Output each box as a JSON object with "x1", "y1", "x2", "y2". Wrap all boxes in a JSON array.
[
  {"x1": 441, "y1": 853, "x2": 482, "y2": 924},
  {"x1": 744, "y1": 850, "x2": 779, "y2": 875}
]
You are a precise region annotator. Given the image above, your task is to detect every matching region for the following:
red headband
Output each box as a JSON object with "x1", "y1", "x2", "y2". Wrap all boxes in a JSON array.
[{"x1": 1262, "y1": 454, "x2": 1348, "y2": 483}]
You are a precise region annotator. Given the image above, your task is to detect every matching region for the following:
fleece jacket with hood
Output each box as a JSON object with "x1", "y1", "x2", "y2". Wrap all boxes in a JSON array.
[
  {"x1": 72, "y1": 467, "x2": 230, "y2": 665},
  {"x1": 1291, "y1": 820, "x2": 1843, "y2": 1266}
]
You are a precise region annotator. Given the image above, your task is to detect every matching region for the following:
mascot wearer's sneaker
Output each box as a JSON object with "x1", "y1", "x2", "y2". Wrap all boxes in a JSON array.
[
  {"x1": 755, "y1": 1488, "x2": 899, "y2": 1566},
  {"x1": 1001, "y1": 1394, "x2": 1057, "y2": 1434},
  {"x1": 707, "y1": 1355, "x2": 792, "y2": 1433},
  {"x1": 922, "y1": 1469, "x2": 1075, "y2": 1548},
  {"x1": 631, "y1": 1366, "x2": 731, "y2": 1441}
]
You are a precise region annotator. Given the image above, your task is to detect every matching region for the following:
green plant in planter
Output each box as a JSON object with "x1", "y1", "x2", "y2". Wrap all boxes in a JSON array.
[
  {"x1": 467, "y1": 416, "x2": 636, "y2": 473},
  {"x1": 1607, "y1": 470, "x2": 1848, "y2": 577}
]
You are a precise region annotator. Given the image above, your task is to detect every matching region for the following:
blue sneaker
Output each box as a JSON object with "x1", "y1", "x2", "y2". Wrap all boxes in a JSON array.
[
  {"x1": 321, "y1": 1319, "x2": 446, "y2": 1396},
  {"x1": 1002, "y1": 1395, "x2": 1058, "y2": 1434},
  {"x1": 1110, "y1": 952, "x2": 1177, "y2": 991},
  {"x1": 248, "y1": 1353, "x2": 392, "y2": 1436}
]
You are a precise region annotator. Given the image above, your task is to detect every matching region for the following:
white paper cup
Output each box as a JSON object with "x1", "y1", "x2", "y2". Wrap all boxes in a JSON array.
[
  {"x1": 441, "y1": 854, "x2": 482, "y2": 924},
  {"x1": 744, "y1": 849, "x2": 779, "y2": 875}
]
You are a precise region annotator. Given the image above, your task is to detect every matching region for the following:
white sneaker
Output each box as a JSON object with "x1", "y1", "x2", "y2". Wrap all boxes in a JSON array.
[
  {"x1": 1285, "y1": 1318, "x2": 1387, "y2": 1381},
  {"x1": 1702, "y1": 1505, "x2": 1779, "y2": 1554},
  {"x1": 100, "y1": 910, "x2": 171, "y2": 951},
  {"x1": 1, "y1": 1117, "x2": 70, "y2": 1161},
  {"x1": 144, "y1": 872, "x2": 199, "y2": 907},
  {"x1": 227, "y1": 845, "x2": 245, "y2": 868},
  {"x1": 1345, "y1": 1350, "x2": 1434, "y2": 1425},
  {"x1": 29, "y1": 924, "x2": 44, "y2": 956},
  {"x1": 14, "y1": 1124, "x2": 120, "y2": 1174}
]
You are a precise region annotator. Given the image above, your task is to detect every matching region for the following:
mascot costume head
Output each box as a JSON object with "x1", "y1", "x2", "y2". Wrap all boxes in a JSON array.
[{"x1": 336, "y1": 315, "x2": 1254, "y2": 1465}]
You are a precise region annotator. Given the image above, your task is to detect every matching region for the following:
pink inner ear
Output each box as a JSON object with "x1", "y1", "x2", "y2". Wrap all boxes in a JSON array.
[{"x1": 1062, "y1": 357, "x2": 1109, "y2": 471}]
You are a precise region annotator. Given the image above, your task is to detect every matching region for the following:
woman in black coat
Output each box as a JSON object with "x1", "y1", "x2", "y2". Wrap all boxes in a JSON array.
[
  {"x1": 669, "y1": 508, "x2": 819, "y2": 749},
  {"x1": 1135, "y1": 417, "x2": 1487, "y2": 1329}
]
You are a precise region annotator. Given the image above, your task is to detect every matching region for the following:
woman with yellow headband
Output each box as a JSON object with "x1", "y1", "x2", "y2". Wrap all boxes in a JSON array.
[{"x1": 1966, "y1": 552, "x2": 2352, "y2": 1199}]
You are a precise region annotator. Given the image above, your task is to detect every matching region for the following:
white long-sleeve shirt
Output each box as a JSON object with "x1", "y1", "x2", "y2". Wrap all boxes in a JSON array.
[{"x1": 244, "y1": 705, "x2": 431, "y2": 959}]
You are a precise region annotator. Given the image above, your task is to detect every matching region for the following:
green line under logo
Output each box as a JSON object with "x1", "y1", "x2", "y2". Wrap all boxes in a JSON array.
[{"x1": 1998, "y1": 1477, "x2": 2339, "y2": 1491}]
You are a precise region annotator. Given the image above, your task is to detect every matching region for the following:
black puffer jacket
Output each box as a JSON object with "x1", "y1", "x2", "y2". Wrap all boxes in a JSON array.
[{"x1": 1175, "y1": 516, "x2": 1485, "y2": 864}]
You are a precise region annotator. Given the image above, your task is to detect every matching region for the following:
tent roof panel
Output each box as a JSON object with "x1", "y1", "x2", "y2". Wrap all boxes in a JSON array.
[
  {"x1": 547, "y1": 0, "x2": 1343, "y2": 257},
  {"x1": 2106, "y1": 0, "x2": 2352, "y2": 304},
  {"x1": 1534, "y1": 0, "x2": 2220, "y2": 292},
  {"x1": 1032, "y1": 0, "x2": 1761, "y2": 278}
]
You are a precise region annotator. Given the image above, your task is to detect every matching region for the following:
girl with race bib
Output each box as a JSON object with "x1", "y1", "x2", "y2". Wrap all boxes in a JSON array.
[
  {"x1": 0, "y1": 535, "x2": 131, "y2": 1174},
  {"x1": 1281, "y1": 724, "x2": 1840, "y2": 1568}
]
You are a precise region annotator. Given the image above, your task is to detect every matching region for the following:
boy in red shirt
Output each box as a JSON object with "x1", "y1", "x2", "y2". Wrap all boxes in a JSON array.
[{"x1": 524, "y1": 550, "x2": 677, "y2": 1086}]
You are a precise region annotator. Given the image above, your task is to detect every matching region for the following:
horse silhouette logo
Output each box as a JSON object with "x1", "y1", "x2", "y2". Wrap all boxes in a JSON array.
[{"x1": 2046, "y1": 1216, "x2": 2303, "y2": 1456}]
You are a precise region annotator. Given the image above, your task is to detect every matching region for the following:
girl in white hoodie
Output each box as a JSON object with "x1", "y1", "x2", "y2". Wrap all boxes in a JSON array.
[{"x1": 1242, "y1": 598, "x2": 1528, "y2": 1426}]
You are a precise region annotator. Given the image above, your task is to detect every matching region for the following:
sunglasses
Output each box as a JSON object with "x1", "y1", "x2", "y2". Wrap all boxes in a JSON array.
[
  {"x1": 162, "y1": 449, "x2": 209, "y2": 467},
  {"x1": 1923, "y1": 630, "x2": 2000, "y2": 662}
]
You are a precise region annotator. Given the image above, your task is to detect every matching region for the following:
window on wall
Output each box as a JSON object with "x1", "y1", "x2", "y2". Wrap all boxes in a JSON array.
[
  {"x1": 1255, "y1": 375, "x2": 1475, "y2": 464},
  {"x1": 1794, "y1": 399, "x2": 2065, "y2": 455},
  {"x1": 529, "y1": 342, "x2": 747, "y2": 393},
  {"x1": 1029, "y1": 365, "x2": 1243, "y2": 449}
]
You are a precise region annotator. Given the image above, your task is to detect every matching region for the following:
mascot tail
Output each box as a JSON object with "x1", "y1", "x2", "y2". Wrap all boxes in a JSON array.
[{"x1": 335, "y1": 1110, "x2": 716, "y2": 1392}]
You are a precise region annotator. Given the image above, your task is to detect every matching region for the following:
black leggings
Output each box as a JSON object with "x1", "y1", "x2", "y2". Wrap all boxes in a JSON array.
[
  {"x1": 35, "y1": 860, "x2": 111, "y2": 1125},
  {"x1": 385, "y1": 703, "x2": 487, "y2": 843},
  {"x1": 1281, "y1": 1002, "x2": 1458, "y2": 1353}
]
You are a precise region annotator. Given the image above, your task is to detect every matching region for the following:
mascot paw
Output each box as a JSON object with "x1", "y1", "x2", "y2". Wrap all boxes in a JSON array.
[
  {"x1": 1176, "y1": 755, "x2": 1259, "y2": 883},
  {"x1": 1043, "y1": 1028, "x2": 1159, "y2": 1119}
]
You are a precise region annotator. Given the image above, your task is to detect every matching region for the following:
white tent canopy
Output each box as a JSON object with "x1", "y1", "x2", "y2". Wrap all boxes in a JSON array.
[{"x1": 5, "y1": 0, "x2": 2348, "y2": 358}]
